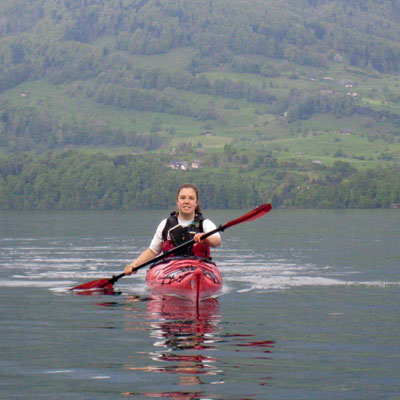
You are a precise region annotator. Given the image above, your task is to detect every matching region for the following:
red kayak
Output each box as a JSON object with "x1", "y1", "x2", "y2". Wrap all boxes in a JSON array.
[{"x1": 146, "y1": 257, "x2": 223, "y2": 303}]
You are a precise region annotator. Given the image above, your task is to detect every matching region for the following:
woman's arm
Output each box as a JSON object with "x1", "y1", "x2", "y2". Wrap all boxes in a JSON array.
[
  {"x1": 124, "y1": 247, "x2": 158, "y2": 275},
  {"x1": 194, "y1": 232, "x2": 221, "y2": 247},
  {"x1": 197, "y1": 219, "x2": 222, "y2": 247}
]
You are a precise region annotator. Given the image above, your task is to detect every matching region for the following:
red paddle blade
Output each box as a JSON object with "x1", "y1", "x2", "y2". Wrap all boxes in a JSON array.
[
  {"x1": 71, "y1": 278, "x2": 113, "y2": 291},
  {"x1": 224, "y1": 203, "x2": 272, "y2": 229}
]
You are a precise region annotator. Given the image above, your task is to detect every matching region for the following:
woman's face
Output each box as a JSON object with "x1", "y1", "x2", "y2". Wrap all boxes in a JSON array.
[{"x1": 176, "y1": 187, "x2": 198, "y2": 219}]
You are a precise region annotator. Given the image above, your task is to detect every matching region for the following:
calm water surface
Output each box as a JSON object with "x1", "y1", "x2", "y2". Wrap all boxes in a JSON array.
[{"x1": 0, "y1": 209, "x2": 399, "y2": 400}]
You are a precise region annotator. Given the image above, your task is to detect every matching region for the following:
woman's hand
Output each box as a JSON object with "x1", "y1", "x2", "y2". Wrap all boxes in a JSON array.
[
  {"x1": 194, "y1": 232, "x2": 221, "y2": 248},
  {"x1": 193, "y1": 232, "x2": 221, "y2": 247},
  {"x1": 124, "y1": 248, "x2": 158, "y2": 275},
  {"x1": 124, "y1": 264, "x2": 138, "y2": 275},
  {"x1": 193, "y1": 233, "x2": 205, "y2": 244}
]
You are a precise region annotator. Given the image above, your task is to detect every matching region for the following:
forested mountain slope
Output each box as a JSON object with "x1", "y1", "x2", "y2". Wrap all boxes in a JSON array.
[
  {"x1": 2, "y1": 0, "x2": 400, "y2": 74},
  {"x1": 0, "y1": 0, "x2": 400, "y2": 209},
  {"x1": 1, "y1": 0, "x2": 400, "y2": 150}
]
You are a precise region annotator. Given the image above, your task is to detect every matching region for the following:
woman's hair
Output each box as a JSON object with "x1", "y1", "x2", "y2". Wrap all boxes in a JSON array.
[{"x1": 176, "y1": 183, "x2": 201, "y2": 213}]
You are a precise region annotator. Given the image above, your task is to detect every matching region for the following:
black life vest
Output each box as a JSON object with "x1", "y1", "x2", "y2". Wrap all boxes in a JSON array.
[{"x1": 161, "y1": 211, "x2": 211, "y2": 259}]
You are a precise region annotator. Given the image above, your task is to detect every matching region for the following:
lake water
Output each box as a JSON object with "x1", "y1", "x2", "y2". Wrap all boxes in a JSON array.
[{"x1": 1, "y1": 209, "x2": 399, "y2": 400}]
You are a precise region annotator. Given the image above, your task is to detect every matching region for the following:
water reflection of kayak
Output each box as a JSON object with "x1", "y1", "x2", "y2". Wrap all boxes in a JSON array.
[
  {"x1": 146, "y1": 294, "x2": 222, "y2": 365},
  {"x1": 122, "y1": 293, "x2": 223, "y2": 397},
  {"x1": 147, "y1": 294, "x2": 220, "y2": 349},
  {"x1": 146, "y1": 257, "x2": 223, "y2": 303}
]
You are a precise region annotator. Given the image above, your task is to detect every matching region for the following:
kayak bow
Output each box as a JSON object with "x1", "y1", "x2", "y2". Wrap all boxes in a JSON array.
[{"x1": 146, "y1": 257, "x2": 222, "y2": 303}]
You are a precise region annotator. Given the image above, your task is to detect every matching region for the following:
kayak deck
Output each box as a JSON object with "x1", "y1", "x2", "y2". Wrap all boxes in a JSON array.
[{"x1": 146, "y1": 257, "x2": 223, "y2": 302}]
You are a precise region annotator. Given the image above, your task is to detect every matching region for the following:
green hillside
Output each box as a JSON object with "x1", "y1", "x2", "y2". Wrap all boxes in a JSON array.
[{"x1": 0, "y1": 0, "x2": 399, "y2": 209}]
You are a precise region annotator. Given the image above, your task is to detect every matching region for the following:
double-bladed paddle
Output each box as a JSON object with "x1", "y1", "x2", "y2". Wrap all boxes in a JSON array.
[{"x1": 71, "y1": 203, "x2": 272, "y2": 291}]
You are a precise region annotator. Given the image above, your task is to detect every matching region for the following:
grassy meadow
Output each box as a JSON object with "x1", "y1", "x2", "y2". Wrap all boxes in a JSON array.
[{"x1": 2, "y1": 47, "x2": 400, "y2": 170}]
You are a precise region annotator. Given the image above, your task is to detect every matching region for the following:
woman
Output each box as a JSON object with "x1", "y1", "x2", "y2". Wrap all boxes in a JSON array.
[{"x1": 124, "y1": 183, "x2": 221, "y2": 275}]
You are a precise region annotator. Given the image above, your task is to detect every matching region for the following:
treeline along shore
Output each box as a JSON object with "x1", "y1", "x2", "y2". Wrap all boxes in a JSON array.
[{"x1": 0, "y1": 152, "x2": 399, "y2": 210}]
